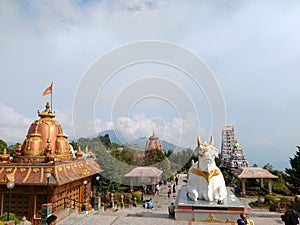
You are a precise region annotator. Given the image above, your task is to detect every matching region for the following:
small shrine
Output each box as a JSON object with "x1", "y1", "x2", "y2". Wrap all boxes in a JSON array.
[
  {"x1": 145, "y1": 133, "x2": 164, "y2": 152},
  {"x1": 0, "y1": 103, "x2": 103, "y2": 225}
]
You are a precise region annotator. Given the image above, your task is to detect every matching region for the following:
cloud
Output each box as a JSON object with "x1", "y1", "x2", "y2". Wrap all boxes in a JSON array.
[
  {"x1": 0, "y1": 102, "x2": 33, "y2": 143},
  {"x1": 0, "y1": 0, "x2": 300, "y2": 171}
]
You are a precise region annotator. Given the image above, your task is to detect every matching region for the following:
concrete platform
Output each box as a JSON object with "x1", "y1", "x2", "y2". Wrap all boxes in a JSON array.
[{"x1": 175, "y1": 186, "x2": 246, "y2": 222}]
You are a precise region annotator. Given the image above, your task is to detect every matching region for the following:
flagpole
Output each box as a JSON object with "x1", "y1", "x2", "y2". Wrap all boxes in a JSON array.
[{"x1": 51, "y1": 91, "x2": 53, "y2": 112}]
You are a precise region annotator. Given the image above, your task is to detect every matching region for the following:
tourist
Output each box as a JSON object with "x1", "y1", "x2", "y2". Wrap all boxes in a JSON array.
[
  {"x1": 175, "y1": 175, "x2": 179, "y2": 186},
  {"x1": 147, "y1": 198, "x2": 153, "y2": 209},
  {"x1": 237, "y1": 213, "x2": 254, "y2": 225},
  {"x1": 144, "y1": 198, "x2": 153, "y2": 209},
  {"x1": 281, "y1": 203, "x2": 299, "y2": 225},
  {"x1": 46, "y1": 214, "x2": 57, "y2": 225},
  {"x1": 168, "y1": 202, "x2": 175, "y2": 218},
  {"x1": 155, "y1": 183, "x2": 160, "y2": 195}
]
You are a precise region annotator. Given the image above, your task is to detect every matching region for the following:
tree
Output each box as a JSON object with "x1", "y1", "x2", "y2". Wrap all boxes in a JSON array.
[
  {"x1": 285, "y1": 146, "x2": 300, "y2": 193},
  {"x1": 70, "y1": 141, "x2": 78, "y2": 150},
  {"x1": 8, "y1": 143, "x2": 20, "y2": 156},
  {"x1": 99, "y1": 134, "x2": 111, "y2": 149},
  {"x1": 0, "y1": 139, "x2": 8, "y2": 153}
]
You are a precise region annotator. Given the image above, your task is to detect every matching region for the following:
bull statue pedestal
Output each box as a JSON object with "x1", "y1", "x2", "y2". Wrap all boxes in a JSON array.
[{"x1": 175, "y1": 136, "x2": 246, "y2": 223}]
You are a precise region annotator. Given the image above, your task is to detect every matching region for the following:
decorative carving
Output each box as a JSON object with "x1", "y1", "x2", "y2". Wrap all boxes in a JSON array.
[
  {"x1": 33, "y1": 168, "x2": 40, "y2": 173},
  {"x1": 0, "y1": 149, "x2": 10, "y2": 163},
  {"x1": 15, "y1": 143, "x2": 22, "y2": 156}
]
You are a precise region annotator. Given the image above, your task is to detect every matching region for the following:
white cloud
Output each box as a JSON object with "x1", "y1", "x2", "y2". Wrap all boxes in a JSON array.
[
  {"x1": 0, "y1": 0, "x2": 300, "y2": 170},
  {"x1": 0, "y1": 102, "x2": 33, "y2": 143}
]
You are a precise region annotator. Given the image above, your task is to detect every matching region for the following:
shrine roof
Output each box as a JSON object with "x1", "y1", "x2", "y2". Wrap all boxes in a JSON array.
[
  {"x1": 124, "y1": 166, "x2": 163, "y2": 178},
  {"x1": 0, "y1": 158, "x2": 103, "y2": 186},
  {"x1": 232, "y1": 167, "x2": 278, "y2": 179}
]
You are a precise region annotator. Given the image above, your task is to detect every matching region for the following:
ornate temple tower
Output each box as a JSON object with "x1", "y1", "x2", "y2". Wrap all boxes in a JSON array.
[
  {"x1": 0, "y1": 103, "x2": 102, "y2": 224},
  {"x1": 220, "y1": 126, "x2": 249, "y2": 169},
  {"x1": 145, "y1": 133, "x2": 164, "y2": 152}
]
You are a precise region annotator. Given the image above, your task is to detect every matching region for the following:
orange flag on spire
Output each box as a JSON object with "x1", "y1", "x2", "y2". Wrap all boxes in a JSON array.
[{"x1": 42, "y1": 82, "x2": 53, "y2": 96}]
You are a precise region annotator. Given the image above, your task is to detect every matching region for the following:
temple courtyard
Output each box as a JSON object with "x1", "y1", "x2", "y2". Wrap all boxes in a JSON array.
[{"x1": 57, "y1": 176, "x2": 283, "y2": 225}]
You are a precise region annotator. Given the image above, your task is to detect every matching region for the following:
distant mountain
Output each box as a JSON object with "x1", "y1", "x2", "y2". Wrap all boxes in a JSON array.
[{"x1": 98, "y1": 130, "x2": 184, "y2": 152}]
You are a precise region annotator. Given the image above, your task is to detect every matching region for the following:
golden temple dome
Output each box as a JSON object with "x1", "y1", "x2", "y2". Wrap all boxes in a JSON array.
[{"x1": 13, "y1": 102, "x2": 73, "y2": 163}]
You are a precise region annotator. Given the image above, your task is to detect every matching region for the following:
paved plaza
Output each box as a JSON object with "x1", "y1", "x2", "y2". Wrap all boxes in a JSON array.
[{"x1": 57, "y1": 177, "x2": 284, "y2": 225}]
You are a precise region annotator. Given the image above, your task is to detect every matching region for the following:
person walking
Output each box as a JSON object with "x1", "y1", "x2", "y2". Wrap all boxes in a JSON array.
[
  {"x1": 168, "y1": 202, "x2": 175, "y2": 218},
  {"x1": 155, "y1": 183, "x2": 160, "y2": 195},
  {"x1": 281, "y1": 203, "x2": 299, "y2": 225}
]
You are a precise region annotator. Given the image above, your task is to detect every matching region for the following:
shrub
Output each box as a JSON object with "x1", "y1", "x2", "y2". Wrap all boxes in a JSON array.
[
  {"x1": 264, "y1": 195, "x2": 277, "y2": 204},
  {"x1": 132, "y1": 191, "x2": 141, "y2": 202},
  {"x1": 170, "y1": 174, "x2": 175, "y2": 182},
  {"x1": 0, "y1": 212, "x2": 20, "y2": 224},
  {"x1": 118, "y1": 186, "x2": 129, "y2": 192}
]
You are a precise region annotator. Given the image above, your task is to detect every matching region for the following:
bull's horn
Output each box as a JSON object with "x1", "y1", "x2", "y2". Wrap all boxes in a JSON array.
[
  {"x1": 209, "y1": 136, "x2": 214, "y2": 146},
  {"x1": 197, "y1": 136, "x2": 202, "y2": 146}
]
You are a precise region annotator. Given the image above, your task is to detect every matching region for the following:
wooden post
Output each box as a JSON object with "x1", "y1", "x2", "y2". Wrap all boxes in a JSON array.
[
  {"x1": 242, "y1": 179, "x2": 246, "y2": 197},
  {"x1": 268, "y1": 179, "x2": 272, "y2": 195}
]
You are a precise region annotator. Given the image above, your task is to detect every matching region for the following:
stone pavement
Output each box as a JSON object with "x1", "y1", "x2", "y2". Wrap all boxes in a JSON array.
[{"x1": 57, "y1": 176, "x2": 283, "y2": 225}]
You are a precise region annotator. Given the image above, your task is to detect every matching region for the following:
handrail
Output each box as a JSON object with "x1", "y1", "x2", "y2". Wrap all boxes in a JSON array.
[{"x1": 52, "y1": 197, "x2": 84, "y2": 212}]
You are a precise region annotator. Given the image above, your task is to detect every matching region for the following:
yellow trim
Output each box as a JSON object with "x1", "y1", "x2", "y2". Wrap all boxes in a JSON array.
[
  {"x1": 23, "y1": 167, "x2": 32, "y2": 183},
  {"x1": 40, "y1": 167, "x2": 44, "y2": 183},
  {"x1": 190, "y1": 167, "x2": 221, "y2": 183}
]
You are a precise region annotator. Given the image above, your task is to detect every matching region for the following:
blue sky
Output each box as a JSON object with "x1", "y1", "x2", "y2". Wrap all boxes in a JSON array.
[{"x1": 0, "y1": 0, "x2": 300, "y2": 171}]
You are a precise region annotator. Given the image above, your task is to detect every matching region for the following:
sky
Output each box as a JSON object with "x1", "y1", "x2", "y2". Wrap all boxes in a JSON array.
[{"x1": 0, "y1": 0, "x2": 299, "y2": 171}]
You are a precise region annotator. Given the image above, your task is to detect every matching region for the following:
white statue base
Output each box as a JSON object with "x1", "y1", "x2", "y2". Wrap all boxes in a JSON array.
[{"x1": 174, "y1": 185, "x2": 247, "y2": 223}]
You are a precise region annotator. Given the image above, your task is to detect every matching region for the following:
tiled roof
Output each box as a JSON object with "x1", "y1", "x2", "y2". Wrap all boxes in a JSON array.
[
  {"x1": 0, "y1": 158, "x2": 103, "y2": 186},
  {"x1": 124, "y1": 166, "x2": 163, "y2": 178},
  {"x1": 232, "y1": 167, "x2": 278, "y2": 179}
]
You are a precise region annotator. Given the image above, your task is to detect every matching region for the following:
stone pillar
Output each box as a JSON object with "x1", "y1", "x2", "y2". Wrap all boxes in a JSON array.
[
  {"x1": 130, "y1": 178, "x2": 133, "y2": 193},
  {"x1": 268, "y1": 179, "x2": 272, "y2": 195},
  {"x1": 260, "y1": 178, "x2": 264, "y2": 189},
  {"x1": 241, "y1": 179, "x2": 246, "y2": 197},
  {"x1": 41, "y1": 203, "x2": 52, "y2": 225},
  {"x1": 110, "y1": 193, "x2": 114, "y2": 210},
  {"x1": 120, "y1": 195, "x2": 124, "y2": 209}
]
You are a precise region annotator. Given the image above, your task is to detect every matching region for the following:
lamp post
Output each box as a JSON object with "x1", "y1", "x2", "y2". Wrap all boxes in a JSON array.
[
  {"x1": 95, "y1": 176, "x2": 100, "y2": 211},
  {"x1": 95, "y1": 176, "x2": 100, "y2": 197},
  {"x1": 46, "y1": 173, "x2": 51, "y2": 204},
  {"x1": 6, "y1": 181, "x2": 15, "y2": 222},
  {"x1": 83, "y1": 180, "x2": 88, "y2": 212}
]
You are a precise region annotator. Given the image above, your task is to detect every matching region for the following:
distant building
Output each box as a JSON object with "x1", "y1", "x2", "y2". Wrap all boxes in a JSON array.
[
  {"x1": 220, "y1": 126, "x2": 249, "y2": 169},
  {"x1": 145, "y1": 133, "x2": 164, "y2": 152}
]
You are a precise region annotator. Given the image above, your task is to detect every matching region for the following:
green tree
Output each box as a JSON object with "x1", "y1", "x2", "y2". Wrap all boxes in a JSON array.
[
  {"x1": 0, "y1": 139, "x2": 8, "y2": 154},
  {"x1": 70, "y1": 141, "x2": 78, "y2": 150},
  {"x1": 285, "y1": 146, "x2": 300, "y2": 193},
  {"x1": 8, "y1": 143, "x2": 20, "y2": 156},
  {"x1": 99, "y1": 134, "x2": 111, "y2": 149}
]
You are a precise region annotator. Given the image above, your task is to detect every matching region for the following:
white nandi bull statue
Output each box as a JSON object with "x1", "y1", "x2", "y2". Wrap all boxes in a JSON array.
[{"x1": 186, "y1": 136, "x2": 227, "y2": 204}]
